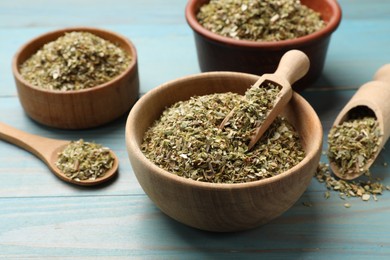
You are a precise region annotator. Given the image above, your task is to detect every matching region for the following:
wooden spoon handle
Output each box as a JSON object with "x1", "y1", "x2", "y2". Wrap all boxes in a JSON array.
[
  {"x1": 274, "y1": 50, "x2": 310, "y2": 85},
  {"x1": 0, "y1": 122, "x2": 63, "y2": 162}
]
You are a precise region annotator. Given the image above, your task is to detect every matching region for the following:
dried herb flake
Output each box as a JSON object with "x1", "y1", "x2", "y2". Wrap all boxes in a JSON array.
[
  {"x1": 327, "y1": 117, "x2": 382, "y2": 178},
  {"x1": 56, "y1": 139, "x2": 115, "y2": 181},
  {"x1": 20, "y1": 31, "x2": 131, "y2": 91},
  {"x1": 315, "y1": 162, "x2": 386, "y2": 203},
  {"x1": 197, "y1": 0, "x2": 325, "y2": 42},
  {"x1": 141, "y1": 91, "x2": 305, "y2": 184}
]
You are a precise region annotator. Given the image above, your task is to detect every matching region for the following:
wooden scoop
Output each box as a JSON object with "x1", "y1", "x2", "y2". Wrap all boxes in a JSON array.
[
  {"x1": 220, "y1": 50, "x2": 310, "y2": 150},
  {"x1": 0, "y1": 122, "x2": 118, "y2": 186},
  {"x1": 329, "y1": 64, "x2": 390, "y2": 180}
]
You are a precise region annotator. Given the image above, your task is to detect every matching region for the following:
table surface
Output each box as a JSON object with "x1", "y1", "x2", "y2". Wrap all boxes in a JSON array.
[{"x1": 1, "y1": 0, "x2": 390, "y2": 258}]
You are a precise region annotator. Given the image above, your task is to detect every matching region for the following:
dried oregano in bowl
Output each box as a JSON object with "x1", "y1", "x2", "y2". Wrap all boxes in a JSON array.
[
  {"x1": 186, "y1": 0, "x2": 341, "y2": 89},
  {"x1": 126, "y1": 71, "x2": 323, "y2": 231},
  {"x1": 141, "y1": 86, "x2": 305, "y2": 184},
  {"x1": 196, "y1": 0, "x2": 325, "y2": 42},
  {"x1": 13, "y1": 27, "x2": 139, "y2": 129},
  {"x1": 20, "y1": 31, "x2": 131, "y2": 91}
]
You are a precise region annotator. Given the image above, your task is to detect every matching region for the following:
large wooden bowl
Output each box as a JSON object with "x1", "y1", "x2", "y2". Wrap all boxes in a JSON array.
[
  {"x1": 185, "y1": 0, "x2": 342, "y2": 91},
  {"x1": 12, "y1": 27, "x2": 139, "y2": 129},
  {"x1": 126, "y1": 72, "x2": 323, "y2": 232}
]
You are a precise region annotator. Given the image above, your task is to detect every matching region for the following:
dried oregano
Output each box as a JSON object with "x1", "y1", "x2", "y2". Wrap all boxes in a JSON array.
[
  {"x1": 20, "y1": 31, "x2": 131, "y2": 91},
  {"x1": 56, "y1": 139, "x2": 115, "y2": 181},
  {"x1": 141, "y1": 90, "x2": 305, "y2": 184},
  {"x1": 221, "y1": 82, "x2": 281, "y2": 144},
  {"x1": 327, "y1": 117, "x2": 381, "y2": 178},
  {"x1": 197, "y1": 0, "x2": 325, "y2": 41},
  {"x1": 315, "y1": 162, "x2": 387, "y2": 203}
]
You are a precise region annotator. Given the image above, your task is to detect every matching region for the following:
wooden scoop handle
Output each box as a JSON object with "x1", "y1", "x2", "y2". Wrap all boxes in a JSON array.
[
  {"x1": 274, "y1": 49, "x2": 310, "y2": 86},
  {"x1": 374, "y1": 64, "x2": 390, "y2": 83},
  {"x1": 246, "y1": 50, "x2": 310, "y2": 150}
]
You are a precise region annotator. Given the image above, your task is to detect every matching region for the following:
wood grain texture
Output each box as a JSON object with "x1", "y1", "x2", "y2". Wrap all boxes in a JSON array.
[{"x1": 1, "y1": 0, "x2": 390, "y2": 258}]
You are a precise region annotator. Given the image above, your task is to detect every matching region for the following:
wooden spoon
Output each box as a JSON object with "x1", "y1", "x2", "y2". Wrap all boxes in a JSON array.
[
  {"x1": 219, "y1": 49, "x2": 310, "y2": 150},
  {"x1": 0, "y1": 122, "x2": 118, "y2": 186},
  {"x1": 329, "y1": 64, "x2": 390, "y2": 180}
]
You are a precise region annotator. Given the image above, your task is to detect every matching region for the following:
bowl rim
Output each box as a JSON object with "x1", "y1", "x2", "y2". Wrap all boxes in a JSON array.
[
  {"x1": 12, "y1": 26, "x2": 138, "y2": 95},
  {"x1": 126, "y1": 71, "x2": 323, "y2": 190},
  {"x1": 185, "y1": 0, "x2": 342, "y2": 49}
]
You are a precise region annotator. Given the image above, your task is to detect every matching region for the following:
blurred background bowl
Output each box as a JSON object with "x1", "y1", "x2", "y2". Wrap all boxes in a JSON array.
[
  {"x1": 126, "y1": 71, "x2": 323, "y2": 232},
  {"x1": 185, "y1": 0, "x2": 342, "y2": 91},
  {"x1": 12, "y1": 27, "x2": 139, "y2": 129}
]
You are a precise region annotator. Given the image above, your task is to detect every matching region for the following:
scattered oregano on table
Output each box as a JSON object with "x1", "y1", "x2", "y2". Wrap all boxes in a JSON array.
[
  {"x1": 141, "y1": 90, "x2": 305, "y2": 184},
  {"x1": 315, "y1": 162, "x2": 389, "y2": 203},
  {"x1": 20, "y1": 31, "x2": 131, "y2": 91},
  {"x1": 56, "y1": 139, "x2": 115, "y2": 181},
  {"x1": 197, "y1": 0, "x2": 325, "y2": 41}
]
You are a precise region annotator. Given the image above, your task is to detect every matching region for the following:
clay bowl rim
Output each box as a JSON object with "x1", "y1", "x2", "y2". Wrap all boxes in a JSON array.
[
  {"x1": 185, "y1": 0, "x2": 342, "y2": 49},
  {"x1": 12, "y1": 26, "x2": 138, "y2": 95},
  {"x1": 126, "y1": 71, "x2": 323, "y2": 191}
]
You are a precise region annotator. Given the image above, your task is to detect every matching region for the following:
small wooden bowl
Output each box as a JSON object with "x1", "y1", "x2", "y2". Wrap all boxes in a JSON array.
[
  {"x1": 12, "y1": 27, "x2": 139, "y2": 129},
  {"x1": 126, "y1": 72, "x2": 323, "y2": 232},
  {"x1": 185, "y1": 0, "x2": 342, "y2": 91}
]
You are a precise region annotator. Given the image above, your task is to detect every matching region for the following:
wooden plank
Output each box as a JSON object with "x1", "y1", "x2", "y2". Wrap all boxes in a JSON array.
[
  {"x1": 0, "y1": 194, "x2": 389, "y2": 258},
  {"x1": 0, "y1": 0, "x2": 187, "y2": 28}
]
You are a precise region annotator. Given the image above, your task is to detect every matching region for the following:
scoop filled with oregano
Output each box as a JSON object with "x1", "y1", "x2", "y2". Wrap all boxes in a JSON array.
[
  {"x1": 328, "y1": 65, "x2": 390, "y2": 180},
  {"x1": 219, "y1": 50, "x2": 309, "y2": 150},
  {"x1": 328, "y1": 115, "x2": 381, "y2": 179}
]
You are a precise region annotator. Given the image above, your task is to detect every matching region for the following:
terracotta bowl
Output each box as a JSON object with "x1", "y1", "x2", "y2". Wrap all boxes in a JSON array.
[
  {"x1": 12, "y1": 27, "x2": 139, "y2": 129},
  {"x1": 126, "y1": 72, "x2": 323, "y2": 232},
  {"x1": 185, "y1": 0, "x2": 342, "y2": 91}
]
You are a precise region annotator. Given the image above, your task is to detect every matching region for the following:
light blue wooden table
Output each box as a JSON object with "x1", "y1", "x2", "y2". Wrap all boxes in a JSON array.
[{"x1": 1, "y1": 0, "x2": 390, "y2": 258}]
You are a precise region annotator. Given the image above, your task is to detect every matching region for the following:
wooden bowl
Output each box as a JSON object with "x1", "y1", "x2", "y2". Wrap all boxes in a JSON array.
[
  {"x1": 12, "y1": 27, "x2": 139, "y2": 129},
  {"x1": 126, "y1": 72, "x2": 323, "y2": 232},
  {"x1": 185, "y1": 0, "x2": 342, "y2": 91}
]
